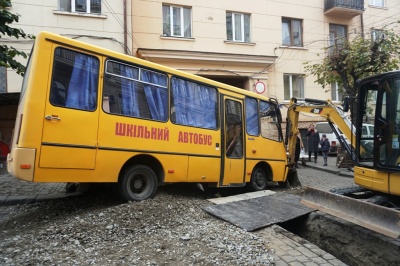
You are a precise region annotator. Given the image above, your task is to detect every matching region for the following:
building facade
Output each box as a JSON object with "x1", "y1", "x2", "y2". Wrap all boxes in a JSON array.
[
  {"x1": 0, "y1": 0, "x2": 399, "y2": 144},
  {"x1": 3, "y1": 0, "x2": 132, "y2": 93},
  {"x1": 131, "y1": 0, "x2": 399, "y2": 121}
]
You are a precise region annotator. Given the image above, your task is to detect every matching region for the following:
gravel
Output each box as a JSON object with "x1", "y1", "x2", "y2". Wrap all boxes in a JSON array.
[{"x1": 0, "y1": 184, "x2": 276, "y2": 265}]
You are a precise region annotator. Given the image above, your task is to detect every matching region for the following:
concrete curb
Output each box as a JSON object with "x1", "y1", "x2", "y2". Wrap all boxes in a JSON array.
[
  {"x1": 0, "y1": 192, "x2": 82, "y2": 206},
  {"x1": 304, "y1": 163, "x2": 354, "y2": 178}
]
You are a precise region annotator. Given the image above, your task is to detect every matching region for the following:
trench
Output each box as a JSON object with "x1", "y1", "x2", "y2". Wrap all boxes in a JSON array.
[{"x1": 279, "y1": 211, "x2": 400, "y2": 266}]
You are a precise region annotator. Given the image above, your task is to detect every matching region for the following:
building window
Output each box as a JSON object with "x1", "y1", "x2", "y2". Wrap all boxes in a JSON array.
[
  {"x1": 0, "y1": 67, "x2": 6, "y2": 93},
  {"x1": 226, "y1": 12, "x2": 251, "y2": 42},
  {"x1": 162, "y1": 5, "x2": 192, "y2": 38},
  {"x1": 59, "y1": 0, "x2": 101, "y2": 14},
  {"x1": 329, "y1": 24, "x2": 347, "y2": 54},
  {"x1": 284, "y1": 74, "x2": 304, "y2": 100},
  {"x1": 371, "y1": 29, "x2": 385, "y2": 42},
  {"x1": 369, "y1": 0, "x2": 384, "y2": 7},
  {"x1": 331, "y1": 82, "x2": 344, "y2": 102},
  {"x1": 282, "y1": 18, "x2": 303, "y2": 46}
]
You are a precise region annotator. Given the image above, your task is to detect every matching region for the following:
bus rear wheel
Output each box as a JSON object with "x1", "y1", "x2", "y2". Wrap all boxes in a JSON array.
[
  {"x1": 118, "y1": 165, "x2": 158, "y2": 202},
  {"x1": 249, "y1": 167, "x2": 267, "y2": 191}
]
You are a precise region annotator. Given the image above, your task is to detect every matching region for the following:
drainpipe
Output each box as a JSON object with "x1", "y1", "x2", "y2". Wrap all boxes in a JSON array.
[
  {"x1": 360, "y1": 13, "x2": 364, "y2": 39},
  {"x1": 123, "y1": 0, "x2": 128, "y2": 54}
]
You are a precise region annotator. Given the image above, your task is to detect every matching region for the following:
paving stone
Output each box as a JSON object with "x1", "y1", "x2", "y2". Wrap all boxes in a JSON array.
[
  {"x1": 275, "y1": 259, "x2": 289, "y2": 266},
  {"x1": 281, "y1": 255, "x2": 297, "y2": 263},
  {"x1": 287, "y1": 250, "x2": 303, "y2": 257},
  {"x1": 329, "y1": 259, "x2": 348, "y2": 266},
  {"x1": 288, "y1": 261, "x2": 305, "y2": 266},
  {"x1": 322, "y1": 253, "x2": 336, "y2": 260},
  {"x1": 303, "y1": 262, "x2": 319, "y2": 266},
  {"x1": 296, "y1": 255, "x2": 311, "y2": 263},
  {"x1": 297, "y1": 246, "x2": 318, "y2": 258},
  {"x1": 312, "y1": 256, "x2": 331, "y2": 264}
]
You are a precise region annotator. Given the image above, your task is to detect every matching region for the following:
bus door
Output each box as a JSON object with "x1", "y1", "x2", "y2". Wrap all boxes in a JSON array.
[
  {"x1": 39, "y1": 47, "x2": 100, "y2": 169},
  {"x1": 221, "y1": 97, "x2": 245, "y2": 186}
]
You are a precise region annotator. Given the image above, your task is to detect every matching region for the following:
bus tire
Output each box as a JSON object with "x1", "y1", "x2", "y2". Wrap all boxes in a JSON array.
[
  {"x1": 249, "y1": 167, "x2": 267, "y2": 191},
  {"x1": 118, "y1": 165, "x2": 158, "y2": 202}
]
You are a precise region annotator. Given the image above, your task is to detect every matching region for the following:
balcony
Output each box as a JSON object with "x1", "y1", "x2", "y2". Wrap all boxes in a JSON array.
[{"x1": 324, "y1": 0, "x2": 365, "y2": 18}]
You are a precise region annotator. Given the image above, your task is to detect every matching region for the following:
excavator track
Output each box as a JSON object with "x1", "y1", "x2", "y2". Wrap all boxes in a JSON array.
[{"x1": 300, "y1": 186, "x2": 400, "y2": 239}]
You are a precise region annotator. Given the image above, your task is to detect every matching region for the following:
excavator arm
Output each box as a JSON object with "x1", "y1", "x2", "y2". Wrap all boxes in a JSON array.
[
  {"x1": 286, "y1": 98, "x2": 356, "y2": 168},
  {"x1": 285, "y1": 98, "x2": 400, "y2": 239}
]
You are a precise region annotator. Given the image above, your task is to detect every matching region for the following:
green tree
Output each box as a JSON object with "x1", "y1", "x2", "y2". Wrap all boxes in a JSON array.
[
  {"x1": 304, "y1": 28, "x2": 400, "y2": 97},
  {"x1": 0, "y1": 0, "x2": 34, "y2": 76}
]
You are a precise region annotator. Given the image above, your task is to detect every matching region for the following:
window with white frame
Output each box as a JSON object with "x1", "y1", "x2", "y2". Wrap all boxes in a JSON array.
[
  {"x1": 226, "y1": 12, "x2": 251, "y2": 42},
  {"x1": 162, "y1": 5, "x2": 192, "y2": 38},
  {"x1": 331, "y1": 82, "x2": 344, "y2": 102},
  {"x1": 0, "y1": 67, "x2": 6, "y2": 93},
  {"x1": 371, "y1": 29, "x2": 385, "y2": 42},
  {"x1": 284, "y1": 74, "x2": 304, "y2": 100},
  {"x1": 59, "y1": 0, "x2": 101, "y2": 14},
  {"x1": 369, "y1": 0, "x2": 384, "y2": 7},
  {"x1": 282, "y1": 18, "x2": 303, "y2": 46}
]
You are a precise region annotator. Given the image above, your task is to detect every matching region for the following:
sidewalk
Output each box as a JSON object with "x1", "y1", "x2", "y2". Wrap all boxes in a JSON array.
[
  {"x1": 300, "y1": 155, "x2": 354, "y2": 178},
  {"x1": 0, "y1": 166, "x2": 78, "y2": 206}
]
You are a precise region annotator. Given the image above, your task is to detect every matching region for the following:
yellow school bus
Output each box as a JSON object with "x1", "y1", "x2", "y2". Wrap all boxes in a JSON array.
[{"x1": 7, "y1": 31, "x2": 289, "y2": 201}]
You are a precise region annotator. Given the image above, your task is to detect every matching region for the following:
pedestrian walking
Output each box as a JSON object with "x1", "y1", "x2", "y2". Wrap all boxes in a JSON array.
[
  {"x1": 306, "y1": 124, "x2": 320, "y2": 163},
  {"x1": 320, "y1": 134, "x2": 330, "y2": 166}
]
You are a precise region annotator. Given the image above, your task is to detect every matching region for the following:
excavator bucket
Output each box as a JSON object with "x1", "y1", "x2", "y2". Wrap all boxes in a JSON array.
[{"x1": 301, "y1": 186, "x2": 400, "y2": 239}]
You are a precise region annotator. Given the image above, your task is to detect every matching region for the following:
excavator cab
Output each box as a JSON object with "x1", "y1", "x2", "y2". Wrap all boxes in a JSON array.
[
  {"x1": 286, "y1": 72, "x2": 400, "y2": 238},
  {"x1": 356, "y1": 71, "x2": 400, "y2": 195}
]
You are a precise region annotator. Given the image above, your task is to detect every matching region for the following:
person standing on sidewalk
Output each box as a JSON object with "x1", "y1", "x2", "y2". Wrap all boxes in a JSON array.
[
  {"x1": 320, "y1": 134, "x2": 330, "y2": 166},
  {"x1": 306, "y1": 124, "x2": 320, "y2": 163},
  {"x1": 295, "y1": 132, "x2": 304, "y2": 168}
]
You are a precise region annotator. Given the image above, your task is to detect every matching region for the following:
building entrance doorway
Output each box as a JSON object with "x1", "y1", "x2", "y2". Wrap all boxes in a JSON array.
[{"x1": 201, "y1": 76, "x2": 248, "y2": 90}]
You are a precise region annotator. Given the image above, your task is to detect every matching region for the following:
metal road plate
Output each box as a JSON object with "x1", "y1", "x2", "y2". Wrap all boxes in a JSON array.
[{"x1": 203, "y1": 192, "x2": 314, "y2": 231}]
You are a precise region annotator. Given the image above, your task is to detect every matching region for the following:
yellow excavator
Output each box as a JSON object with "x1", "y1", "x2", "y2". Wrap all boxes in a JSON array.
[{"x1": 286, "y1": 70, "x2": 400, "y2": 238}]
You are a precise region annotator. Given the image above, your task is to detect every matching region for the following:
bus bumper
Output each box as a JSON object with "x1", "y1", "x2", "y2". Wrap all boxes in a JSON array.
[{"x1": 7, "y1": 148, "x2": 35, "y2": 182}]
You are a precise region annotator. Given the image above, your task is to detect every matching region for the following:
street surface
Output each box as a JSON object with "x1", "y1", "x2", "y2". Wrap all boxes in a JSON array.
[{"x1": 0, "y1": 157, "x2": 362, "y2": 265}]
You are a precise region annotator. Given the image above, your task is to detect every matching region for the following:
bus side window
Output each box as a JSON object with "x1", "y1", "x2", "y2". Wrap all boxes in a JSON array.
[
  {"x1": 171, "y1": 77, "x2": 218, "y2": 129},
  {"x1": 225, "y1": 100, "x2": 243, "y2": 158},
  {"x1": 260, "y1": 101, "x2": 281, "y2": 142},
  {"x1": 245, "y1": 97, "x2": 259, "y2": 136},
  {"x1": 50, "y1": 47, "x2": 99, "y2": 111},
  {"x1": 103, "y1": 60, "x2": 168, "y2": 122}
]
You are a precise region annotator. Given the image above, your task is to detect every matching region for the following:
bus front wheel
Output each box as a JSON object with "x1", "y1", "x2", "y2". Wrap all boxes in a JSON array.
[
  {"x1": 118, "y1": 165, "x2": 158, "y2": 202},
  {"x1": 249, "y1": 167, "x2": 267, "y2": 191}
]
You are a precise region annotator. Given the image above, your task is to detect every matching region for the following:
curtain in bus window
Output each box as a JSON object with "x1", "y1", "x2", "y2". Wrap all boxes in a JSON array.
[
  {"x1": 245, "y1": 98, "x2": 259, "y2": 136},
  {"x1": 171, "y1": 77, "x2": 217, "y2": 129},
  {"x1": 199, "y1": 84, "x2": 217, "y2": 129},
  {"x1": 141, "y1": 69, "x2": 168, "y2": 121},
  {"x1": 65, "y1": 53, "x2": 99, "y2": 111},
  {"x1": 121, "y1": 65, "x2": 140, "y2": 117},
  {"x1": 171, "y1": 78, "x2": 188, "y2": 125}
]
